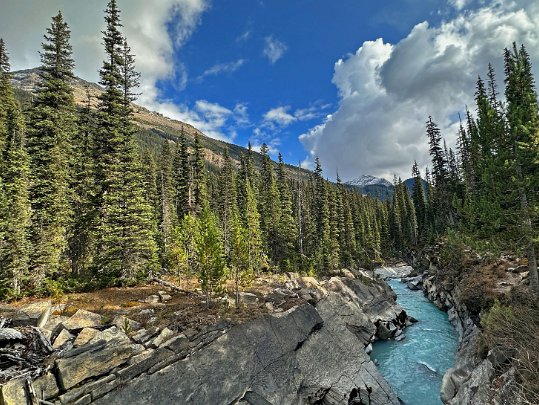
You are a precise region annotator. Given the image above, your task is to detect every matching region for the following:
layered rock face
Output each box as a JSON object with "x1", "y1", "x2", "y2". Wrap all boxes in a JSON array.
[
  {"x1": 422, "y1": 272, "x2": 520, "y2": 405},
  {"x1": 1, "y1": 276, "x2": 406, "y2": 405}
]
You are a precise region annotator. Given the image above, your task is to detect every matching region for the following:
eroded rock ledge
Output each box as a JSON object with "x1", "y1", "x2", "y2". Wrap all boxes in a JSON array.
[{"x1": 1, "y1": 276, "x2": 407, "y2": 405}]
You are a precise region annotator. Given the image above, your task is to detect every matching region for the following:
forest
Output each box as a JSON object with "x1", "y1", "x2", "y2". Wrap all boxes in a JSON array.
[{"x1": 0, "y1": 0, "x2": 538, "y2": 308}]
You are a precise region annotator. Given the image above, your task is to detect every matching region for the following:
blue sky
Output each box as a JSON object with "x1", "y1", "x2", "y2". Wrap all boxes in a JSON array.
[
  {"x1": 2, "y1": 0, "x2": 539, "y2": 180},
  {"x1": 158, "y1": 0, "x2": 450, "y2": 165}
]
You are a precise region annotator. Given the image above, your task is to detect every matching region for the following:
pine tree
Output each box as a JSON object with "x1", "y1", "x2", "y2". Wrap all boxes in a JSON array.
[
  {"x1": 94, "y1": 0, "x2": 158, "y2": 285},
  {"x1": 313, "y1": 157, "x2": 330, "y2": 272},
  {"x1": 411, "y1": 161, "x2": 427, "y2": 242},
  {"x1": 258, "y1": 143, "x2": 281, "y2": 265},
  {"x1": 158, "y1": 140, "x2": 177, "y2": 267},
  {"x1": 175, "y1": 127, "x2": 191, "y2": 217},
  {"x1": 219, "y1": 149, "x2": 239, "y2": 259},
  {"x1": 196, "y1": 205, "x2": 226, "y2": 306},
  {"x1": 192, "y1": 133, "x2": 207, "y2": 214},
  {"x1": 504, "y1": 43, "x2": 539, "y2": 295},
  {"x1": 27, "y1": 12, "x2": 76, "y2": 284},
  {"x1": 68, "y1": 89, "x2": 97, "y2": 276},
  {"x1": 245, "y1": 179, "x2": 265, "y2": 274},
  {"x1": 276, "y1": 154, "x2": 298, "y2": 269},
  {"x1": 0, "y1": 42, "x2": 31, "y2": 297}
]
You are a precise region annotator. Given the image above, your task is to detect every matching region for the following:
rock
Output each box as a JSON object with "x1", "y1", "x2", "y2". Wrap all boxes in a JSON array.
[
  {"x1": 0, "y1": 378, "x2": 27, "y2": 405},
  {"x1": 43, "y1": 315, "x2": 69, "y2": 332},
  {"x1": 0, "y1": 327, "x2": 24, "y2": 342},
  {"x1": 12, "y1": 300, "x2": 52, "y2": 327},
  {"x1": 376, "y1": 322, "x2": 391, "y2": 340},
  {"x1": 56, "y1": 339, "x2": 135, "y2": 390},
  {"x1": 62, "y1": 309, "x2": 102, "y2": 331},
  {"x1": 339, "y1": 268, "x2": 356, "y2": 278},
  {"x1": 364, "y1": 343, "x2": 373, "y2": 355},
  {"x1": 508, "y1": 264, "x2": 527, "y2": 273},
  {"x1": 157, "y1": 291, "x2": 172, "y2": 302},
  {"x1": 395, "y1": 334, "x2": 405, "y2": 341},
  {"x1": 73, "y1": 327, "x2": 100, "y2": 347},
  {"x1": 160, "y1": 334, "x2": 189, "y2": 352},
  {"x1": 53, "y1": 328, "x2": 75, "y2": 349},
  {"x1": 394, "y1": 329, "x2": 402, "y2": 337},
  {"x1": 139, "y1": 308, "x2": 154, "y2": 315},
  {"x1": 441, "y1": 368, "x2": 457, "y2": 403},
  {"x1": 112, "y1": 315, "x2": 141, "y2": 332},
  {"x1": 150, "y1": 327, "x2": 174, "y2": 348},
  {"x1": 265, "y1": 302, "x2": 274, "y2": 312},
  {"x1": 131, "y1": 328, "x2": 159, "y2": 344},
  {"x1": 143, "y1": 295, "x2": 160, "y2": 304},
  {"x1": 375, "y1": 266, "x2": 413, "y2": 279},
  {"x1": 32, "y1": 372, "x2": 59, "y2": 400},
  {"x1": 239, "y1": 292, "x2": 258, "y2": 304},
  {"x1": 88, "y1": 326, "x2": 129, "y2": 345}
]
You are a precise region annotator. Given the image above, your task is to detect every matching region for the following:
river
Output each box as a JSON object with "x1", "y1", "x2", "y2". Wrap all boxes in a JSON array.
[{"x1": 371, "y1": 278, "x2": 458, "y2": 405}]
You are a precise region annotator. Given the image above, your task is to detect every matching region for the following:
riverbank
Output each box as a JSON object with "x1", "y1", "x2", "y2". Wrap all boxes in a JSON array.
[
  {"x1": 0, "y1": 272, "x2": 409, "y2": 405},
  {"x1": 415, "y1": 244, "x2": 533, "y2": 405}
]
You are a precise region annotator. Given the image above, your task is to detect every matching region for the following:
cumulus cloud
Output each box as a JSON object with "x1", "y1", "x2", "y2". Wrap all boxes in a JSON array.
[
  {"x1": 263, "y1": 36, "x2": 287, "y2": 64},
  {"x1": 196, "y1": 58, "x2": 246, "y2": 82},
  {"x1": 0, "y1": 0, "x2": 247, "y2": 141},
  {"x1": 300, "y1": 0, "x2": 539, "y2": 181},
  {"x1": 264, "y1": 106, "x2": 296, "y2": 126}
]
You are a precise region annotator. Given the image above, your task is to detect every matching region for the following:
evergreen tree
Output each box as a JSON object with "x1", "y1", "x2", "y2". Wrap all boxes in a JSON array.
[
  {"x1": 158, "y1": 140, "x2": 177, "y2": 267},
  {"x1": 26, "y1": 12, "x2": 76, "y2": 284},
  {"x1": 94, "y1": 0, "x2": 158, "y2": 285},
  {"x1": 276, "y1": 154, "x2": 298, "y2": 269},
  {"x1": 411, "y1": 161, "x2": 427, "y2": 242},
  {"x1": 313, "y1": 157, "x2": 330, "y2": 272},
  {"x1": 175, "y1": 128, "x2": 191, "y2": 217},
  {"x1": 504, "y1": 43, "x2": 539, "y2": 295},
  {"x1": 196, "y1": 205, "x2": 226, "y2": 306},
  {"x1": 192, "y1": 133, "x2": 207, "y2": 214},
  {"x1": 68, "y1": 89, "x2": 97, "y2": 276},
  {"x1": 0, "y1": 43, "x2": 31, "y2": 297}
]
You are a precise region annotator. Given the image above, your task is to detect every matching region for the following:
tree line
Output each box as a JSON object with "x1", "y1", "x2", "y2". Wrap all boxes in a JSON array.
[
  {"x1": 403, "y1": 44, "x2": 539, "y2": 296},
  {"x1": 0, "y1": 1, "x2": 395, "y2": 302}
]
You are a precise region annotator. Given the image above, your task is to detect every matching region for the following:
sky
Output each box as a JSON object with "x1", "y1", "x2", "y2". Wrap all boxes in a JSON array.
[{"x1": 1, "y1": 0, "x2": 539, "y2": 181}]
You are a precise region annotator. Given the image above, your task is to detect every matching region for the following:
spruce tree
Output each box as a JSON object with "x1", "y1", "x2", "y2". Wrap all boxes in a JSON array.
[
  {"x1": 192, "y1": 133, "x2": 207, "y2": 214},
  {"x1": 175, "y1": 128, "x2": 191, "y2": 217},
  {"x1": 504, "y1": 43, "x2": 539, "y2": 295},
  {"x1": 26, "y1": 12, "x2": 76, "y2": 284},
  {"x1": 0, "y1": 43, "x2": 31, "y2": 297},
  {"x1": 276, "y1": 154, "x2": 298, "y2": 269},
  {"x1": 94, "y1": 0, "x2": 158, "y2": 285}
]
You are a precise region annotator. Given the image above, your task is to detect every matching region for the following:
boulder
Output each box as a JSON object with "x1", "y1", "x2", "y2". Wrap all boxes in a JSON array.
[
  {"x1": 0, "y1": 328, "x2": 24, "y2": 342},
  {"x1": 12, "y1": 300, "x2": 51, "y2": 327},
  {"x1": 441, "y1": 368, "x2": 457, "y2": 403},
  {"x1": 0, "y1": 378, "x2": 27, "y2": 405},
  {"x1": 88, "y1": 326, "x2": 129, "y2": 345},
  {"x1": 56, "y1": 339, "x2": 135, "y2": 390},
  {"x1": 157, "y1": 291, "x2": 172, "y2": 302},
  {"x1": 53, "y1": 328, "x2": 75, "y2": 349},
  {"x1": 32, "y1": 372, "x2": 59, "y2": 400},
  {"x1": 239, "y1": 292, "x2": 259, "y2": 305},
  {"x1": 62, "y1": 309, "x2": 102, "y2": 332},
  {"x1": 112, "y1": 315, "x2": 141, "y2": 332},
  {"x1": 43, "y1": 315, "x2": 69, "y2": 332},
  {"x1": 376, "y1": 322, "x2": 391, "y2": 340},
  {"x1": 73, "y1": 327, "x2": 100, "y2": 347},
  {"x1": 143, "y1": 295, "x2": 160, "y2": 304},
  {"x1": 150, "y1": 327, "x2": 174, "y2": 348}
]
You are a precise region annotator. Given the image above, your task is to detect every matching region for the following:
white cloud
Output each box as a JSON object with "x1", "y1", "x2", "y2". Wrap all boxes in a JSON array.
[
  {"x1": 263, "y1": 36, "x2": 287, "y2": 64},
  {"x1": 450, "y1": 0, "x2": 469, "y2": 10},
  {"x1": 0, "y1": 0, "x2": 255, "y2": 141},
  {"x1": 236, "y1": 30, "x2": 252, "y2": 44},
  {"x1": 300, "y1": 1, "x2": 539, "y2": 181},
  {"x1": 264, "y1": 106, "x2": 296, "y2": 126},
  {"x1": 196, "y1": 59, "x2": 246, "y2": 82}
]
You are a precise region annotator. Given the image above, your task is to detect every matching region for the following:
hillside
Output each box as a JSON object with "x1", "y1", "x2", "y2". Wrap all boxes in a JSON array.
[{"x1": 11, "y1": 68, "x2": 312, "y2": 178}]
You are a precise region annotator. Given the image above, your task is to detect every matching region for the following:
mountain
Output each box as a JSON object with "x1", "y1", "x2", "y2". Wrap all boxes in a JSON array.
[
  {"x1": 345, "y1": 174, "x2": 427, "y2": 201},
  {"x1": 10, "y1": 68, "x2": 312, "y2": 179},
  {"x1": 345, "y1": 174, "x2": 393, "y2": 188},
  {"x1": 345, "y1": 175, "x2": 393, "y2": 200}
]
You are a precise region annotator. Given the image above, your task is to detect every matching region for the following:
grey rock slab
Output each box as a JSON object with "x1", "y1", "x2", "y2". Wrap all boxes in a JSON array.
[
  {"x1": 31, "y1": 372, "x2": 59, "y2": 400},
  {"x1": 56, "y1": 338, "x2": 135, "y2": 390},
  {"x1": 12, "y1": 300, "x2": 52, "y2": 327},
  {"x1": 62, "y1": 309, "x2": 102, "y2": 331},
  {"x1": 52, "y1": 328, "x2": 74, "y2": 349},
  {"x1": 0, "y1": 328, "x2": 24, "y2": 342},
  {"x1": 73, "y1": 327, "x2": 99, "y2": 347}
]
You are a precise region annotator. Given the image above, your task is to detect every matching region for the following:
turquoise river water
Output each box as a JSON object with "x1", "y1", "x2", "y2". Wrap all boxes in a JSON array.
[{"x1": 371, "y1": 279, "x2": 459, "y2": 405}]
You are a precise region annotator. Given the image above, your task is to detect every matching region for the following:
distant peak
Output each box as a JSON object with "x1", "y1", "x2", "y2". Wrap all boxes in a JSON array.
[{"x1": 345, "y1": 174, "x2": 392, "y2": 188}]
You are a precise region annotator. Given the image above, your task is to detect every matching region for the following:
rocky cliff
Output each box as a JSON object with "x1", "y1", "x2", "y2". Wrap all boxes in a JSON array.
[
  {"x1": 1, "y1": 275, "x2": 407, "y2": 405},
  {"x1": 420, "y1": 262, "x2": 522, "y2": 405}
]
